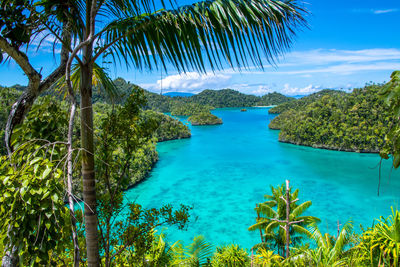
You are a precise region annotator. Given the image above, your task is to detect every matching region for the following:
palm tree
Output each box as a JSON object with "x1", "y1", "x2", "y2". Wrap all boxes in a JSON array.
[
  {"x1": 249, "y1": 182, "x2": 319, "y2": 257},
  {"x1": 42, "y1": 1, "x2": 307, "y2": 265}
]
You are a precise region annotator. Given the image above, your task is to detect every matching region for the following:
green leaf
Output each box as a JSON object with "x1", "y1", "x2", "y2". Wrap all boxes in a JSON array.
[{"x1": 42, "y1": 167, "x2": 51, "y2": 179}]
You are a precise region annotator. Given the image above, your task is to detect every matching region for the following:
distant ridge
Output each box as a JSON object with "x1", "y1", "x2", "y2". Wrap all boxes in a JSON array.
[{"x1": 164, "y1": 92, "x2": 195, "y2": 97}]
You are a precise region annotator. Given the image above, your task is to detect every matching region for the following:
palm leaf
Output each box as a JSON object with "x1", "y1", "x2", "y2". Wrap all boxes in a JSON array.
[
  {"x1": 333, "y1": 221, "x2": 353, "y2": 255},
  {"x1": 292, "y1": 224, "x2": 313, "y2": 238},
  {"x1": 55, "y1": 63, "x2": 119, "y2": 101},
  {"x1": 290, "y1": 201, "x2": 312, "y2": 218},
  {"x1": 258, "y1": 202, "x2": 278, "y2": 218},
  {"x1": 97, "y1": 0, "x2": 307, "y2": 72}
]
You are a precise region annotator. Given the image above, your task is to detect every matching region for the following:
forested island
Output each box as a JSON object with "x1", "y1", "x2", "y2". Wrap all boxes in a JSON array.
[
  {"x1": 144, "y1": 86, "x2": 294, "y2": 113},
  {"x1": 269, "y1": 84, "x2": 394, "y2": 152},
  {"x1": 188, "y1": 112, "x2": 223, "y2": 125}
]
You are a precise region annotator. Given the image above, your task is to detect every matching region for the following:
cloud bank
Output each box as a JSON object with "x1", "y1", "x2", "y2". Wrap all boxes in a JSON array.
[
  {"x1": 139, "y1": 48, "x2": 399, "y2": 96},
  {"x1": 141, "y1": 72, "x2": 231, "y2": 93}
]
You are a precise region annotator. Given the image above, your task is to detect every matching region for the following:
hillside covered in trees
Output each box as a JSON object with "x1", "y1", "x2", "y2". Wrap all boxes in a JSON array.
[
  {"x1": 141, "y1": 84, "x2": 294, "y2": 113},
  {"x1": 188, "y1": 112, "x2": 223, "y2": 125},
  {"x1": 268, "y1": 89, "x2": 346, "y2": 114},
  {"x1": 0, "y1": 84, "x2": 191, "y2": 187},
  {"x1": 269, "y1": 84, "x2": 394, "y2": 152}
]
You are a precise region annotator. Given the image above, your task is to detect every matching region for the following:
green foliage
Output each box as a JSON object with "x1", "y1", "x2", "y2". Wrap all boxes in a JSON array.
[
  {"x1": 249, "y1": 183, "x2": 319, "y2": 257},
  {"x1": 188, "y1": 112, "x2": 223, "y2": 126},
  {"x1": 143, "y1": 87, "x2": 294, "y2": 114},
  {"x1": 0, "y1": 154, "x2": 69, "y2": 265},
  {"x1": 143, "y1": 231, "x2": 180, "y2": 267},
  {"x1": 171, "y1": 102, "x2": 214, "y2": 116},
  {"x1": 11, "y1": 96, "x2": 69, "y2": 150},
  {"x1": 291, "y1": 221, "x2": 355, "y2": 266},
  {"x1": 268, "y1": 89, "x2": 345, "y2": 114},
  {"x1": 95, "y1": 89, "x2": 158, "y2": 190},
  {"x1": 356, "y1": 207, "x2": 400, "y2": 267},
  {"x1": 269, "y1": 85, "x2": 394, "y2": 152},
  {"x1": 211, "y1": 244, "x2": 249, "y2": 267},
  {"x1": 190, "y1": 89, "x2": 257, "y2": 108},
  {"x1": 141, "y1": 110, "x2": 191, "y2": 142},
  {"x1": 379, "y1": 71, "x2": 400, "y2": 168},
  {"x1": 253, "y1": 247, "x2": 283, "y2": 267},
  {"x1": 0, "y1": 0, "x2": 41, "y2": 49},
  {"x1": 101, "y1": 202, "x2": 191, "y2": 266},
  {"x1": 0, "y1": 86, "x2": 22, "y2": 154},
  {"x1": 258, "y1": 92, "x2": 294, "y2": 106},
  {"x1": 172, "y1": 235, "x2": 213, "y2": 266}
]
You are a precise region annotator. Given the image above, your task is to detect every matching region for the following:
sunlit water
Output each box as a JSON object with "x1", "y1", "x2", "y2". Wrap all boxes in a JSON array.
[{"x1": 124, "y1": 107, "x2": 400, "y2": 249}]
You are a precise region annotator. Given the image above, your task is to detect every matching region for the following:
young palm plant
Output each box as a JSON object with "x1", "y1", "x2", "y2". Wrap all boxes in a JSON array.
[
  {"x1": 171, "y1": 235, "x2": 213, "y2": 266},
  {"x1": 211, "y1": 244, "x2": 249, "y2": 267},
  {"x1": 357, "y1": 207, "x2": 400, "y2": 267},
  {"x1": 293, "y1": 221, "x2": 354, "y2": 267},
  {"x1": 249, "y1": 182, "x2": 320, "y2": 257}
]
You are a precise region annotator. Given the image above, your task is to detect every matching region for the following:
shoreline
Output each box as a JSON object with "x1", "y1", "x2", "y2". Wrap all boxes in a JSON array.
[
  {"x1": 253, "y1": 105, "x2": 276, "y2": 108},
  {"x1": 279, "y1": 139, "x2": 380, "y2": 154}
]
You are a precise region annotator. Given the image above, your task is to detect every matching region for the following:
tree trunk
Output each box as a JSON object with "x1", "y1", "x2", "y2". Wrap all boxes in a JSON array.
[
  {"x1": 67, "y1": 100, "x2": 80, "y2": 267},
  {"x1": 1, "y1": 228, "x2": 18, "y2": 267},
  {"x1": 285, "y1": 180, "x2": 290, "y2": 259},
  {"x1": 80, "y1": 53, "x2": 100, "y2": 266}
]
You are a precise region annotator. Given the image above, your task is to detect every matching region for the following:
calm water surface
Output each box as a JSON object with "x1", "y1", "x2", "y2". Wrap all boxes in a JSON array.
[{"x1": 125, "y1": 107, "x2": 400, "y2": 249}]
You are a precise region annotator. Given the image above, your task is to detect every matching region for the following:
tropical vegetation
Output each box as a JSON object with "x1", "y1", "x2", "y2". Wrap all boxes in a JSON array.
[
  {"x1": 188, "y1": 112, "x2": 223, "y2": 126},
  {"x1": 269, "y1": 84, "x2": 395, "y2": 152},
  {"x1": 144, "y1": 89, "x2": 293, "y2": 114},
  {"x1": 0, "y1": 0, "x2": 307, "y2": 265},
  {"x1": 3, "y1": 0, "x2": 400, "y2": 266}
]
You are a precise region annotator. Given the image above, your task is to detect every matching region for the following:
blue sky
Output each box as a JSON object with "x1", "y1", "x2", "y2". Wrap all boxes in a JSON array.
[{"x1": 1, "y1": 0, "x2": 399, "y2": 96}]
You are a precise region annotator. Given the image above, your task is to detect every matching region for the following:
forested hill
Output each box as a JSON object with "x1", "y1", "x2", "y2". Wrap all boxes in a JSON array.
[
  {"x1": 189, "y1": 89, "x2": 293, "y2": 107},
  {"x1": 269, "y1": 84, "x2": 394, "y2": 153},
  {"x1": 144, "y1": 86, "x2": 294, "y2": 112},
  {"x1": 268, "y1": 89, "x2": 346, "y2": 114}
]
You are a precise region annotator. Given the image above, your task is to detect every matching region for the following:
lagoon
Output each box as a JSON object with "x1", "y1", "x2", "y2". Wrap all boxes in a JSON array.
[{"x1": 125, "y1": 107, "x2": 400, "y2": 249}]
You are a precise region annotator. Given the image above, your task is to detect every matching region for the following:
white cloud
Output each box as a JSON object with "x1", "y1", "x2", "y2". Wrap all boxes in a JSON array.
[
  {"x1": 140, "y1": 72, "x2": 231, "y2": 93},
  {"x1": 283, "y1": 48, "x2": 400, "y2": 66},
  {"x1": 138, "y1": 48, "x2": 399, "y2": 96},
  {"x1": 271, "y1": 62, "x2": 400, "y2": 75},
  {"x1": 281, "y1": 84, "x2": 323, "y2": 96},
  {"x1": 373, "y1": 9, "x2": 399, "y2": 14},
  {"x1": 251, "y1": 85, "x2": 273, "y2": 96},
  {"x1": 214, "y1": 48, "x2": 400, "y2": 76}
]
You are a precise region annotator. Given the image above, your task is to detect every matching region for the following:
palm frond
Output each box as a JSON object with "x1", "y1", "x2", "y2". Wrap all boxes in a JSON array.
[
  {"x1": 292, "y1": 224, "x2": 313, "y2": 238},
  {"x1": 97, "y1": 0, "x2": 307, "y2": 72},
  {"x1": 55, "y1": 63, "x2": 119, "y2": 102},
  {"x1": 258, "y1": 203, "x2": 278, "y2": 218},
  {"x1": 290, "y1": 201, "x2": 312, "y2": 218},
  {"x1": 334, "y1": 221, "x2": 353, "y2": 250}
]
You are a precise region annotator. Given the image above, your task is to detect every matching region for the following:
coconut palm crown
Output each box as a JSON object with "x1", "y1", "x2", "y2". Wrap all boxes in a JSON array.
[{"x1": 249, "y1": 183, "x2": 320, "y2": 256}]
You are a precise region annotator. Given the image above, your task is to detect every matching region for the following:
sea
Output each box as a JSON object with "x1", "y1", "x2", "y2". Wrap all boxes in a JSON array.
[{"x1": 124, "y1": 107, "x2": 400, "y2": 249}]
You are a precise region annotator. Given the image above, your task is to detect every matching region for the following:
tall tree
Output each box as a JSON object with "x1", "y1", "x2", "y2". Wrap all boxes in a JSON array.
[{"x1": 0, "y1": 2, "x2": 76, "y2": 265}]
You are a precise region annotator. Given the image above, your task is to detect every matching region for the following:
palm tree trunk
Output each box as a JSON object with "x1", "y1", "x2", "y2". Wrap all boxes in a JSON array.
[{"x1": 80, "y1": 48, "x2": 100, "y2": 266}]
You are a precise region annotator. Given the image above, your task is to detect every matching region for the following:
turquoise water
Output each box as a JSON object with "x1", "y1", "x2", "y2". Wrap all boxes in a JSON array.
[{"x1": 125, "y1": 107, "x2": 400, "y2": 249}]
